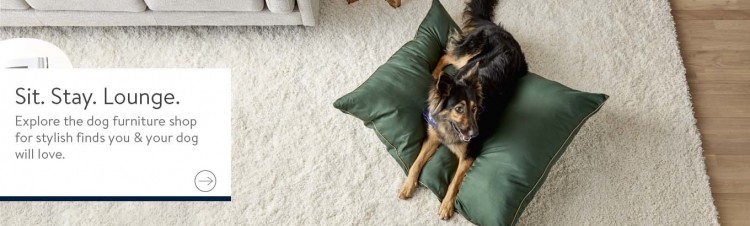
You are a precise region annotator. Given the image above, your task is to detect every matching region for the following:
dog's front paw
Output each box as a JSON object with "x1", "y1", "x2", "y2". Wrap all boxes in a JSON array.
[
  {"x1": 438, "y1": 200, "x2": 454, "y2": 220},
  {"x1": 398, "y1": 179, "x2": 417, "y2": 200}
]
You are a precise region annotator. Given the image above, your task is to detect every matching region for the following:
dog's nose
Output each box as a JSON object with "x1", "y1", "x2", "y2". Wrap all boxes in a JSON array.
[{"x1": 467, "y1": 129, "x2": 478, "y2": 138}]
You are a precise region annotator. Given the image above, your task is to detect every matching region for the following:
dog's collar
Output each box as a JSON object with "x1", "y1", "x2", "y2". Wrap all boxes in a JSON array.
[{"x1": 423, "y1": 108, "x2": 438, "y2": 128}]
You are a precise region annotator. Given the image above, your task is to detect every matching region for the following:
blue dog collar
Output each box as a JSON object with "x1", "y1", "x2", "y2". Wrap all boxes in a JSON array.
[
  {"x1": 423, "y1": 108, "x2": 438, "y2": 128},
  {"x1": 423, "y1": 106, "x2": 484, "y2": 129}
]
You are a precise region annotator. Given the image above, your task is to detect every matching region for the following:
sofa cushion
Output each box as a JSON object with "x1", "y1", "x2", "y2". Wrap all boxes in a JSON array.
[
  {"x1": 33, "y1": 11, "x2": 158, "y2": 26},
  {"x1": 266, "y1": 0, "x2": 295, "y2": 13},
  {"x1": 145, "y1": 0, "x2": 264, "y2": 12},
  {"x1": 1, "y1": 0, "x2": 30, "y2": 10},
  {"x1": 24, "y1": 0, "x2": 146, "y2": 12},
  {"x1": 0, "y1": 10, "x2": 42, "y2": 26}
]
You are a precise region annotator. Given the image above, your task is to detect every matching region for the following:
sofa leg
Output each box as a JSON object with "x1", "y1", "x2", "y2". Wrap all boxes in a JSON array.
[
  {"x1": 386, "y1": 0, "x2": 401, "y2": 8},
  {"x1": 346, "y1": 0, "x2": 400, "y2": 8}
]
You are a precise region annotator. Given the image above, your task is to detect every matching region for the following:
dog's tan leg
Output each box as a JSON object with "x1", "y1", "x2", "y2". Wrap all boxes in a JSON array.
[
  {"x1": 399, "y1": 128, "x2": 440, "y2": 199},
  {"x1": 432, "y1": 55, "x2": 450, "y2": 79},
  {"x1": 438, "y1": 154, "x2": 475, "y2": 220},
  {"x1": 432, "y1": 52, "x2": 473, "y2": 79}
]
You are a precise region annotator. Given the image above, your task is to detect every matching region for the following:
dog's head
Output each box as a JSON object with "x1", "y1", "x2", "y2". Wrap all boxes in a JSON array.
[{"x1": 429, "y1": 63, "x2": 482, "y2": 143}]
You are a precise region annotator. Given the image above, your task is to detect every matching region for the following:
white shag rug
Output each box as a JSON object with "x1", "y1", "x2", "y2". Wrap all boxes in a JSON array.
[{"x1": 0, "y1": 0, "x2": 719, "y2": 225}]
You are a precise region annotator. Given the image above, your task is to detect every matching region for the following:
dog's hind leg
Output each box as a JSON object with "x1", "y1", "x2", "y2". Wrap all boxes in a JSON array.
[
  {"x1": 432, "y1": 55, "x2": 450, "y2": 79},
  {"x1": 432, "y1": 52, "x2": 477, "y2": 80},
  {"x1": 438, "y1": 149, "x2": 474, "y2": 220},
  {"x1": 399, "y1": 128, "x2": 441, "y2": 200}
]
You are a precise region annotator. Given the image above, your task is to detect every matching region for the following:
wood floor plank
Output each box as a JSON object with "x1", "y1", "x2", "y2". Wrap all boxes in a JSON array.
[
  {"x1": 676, "y1": 20, "x2": 750, "y2": 30},
  {"x1": 688, "y1": 71, "x2": 750, "y2": 81},
  {"x1": 697, "y1": 118, "x2": 750, "y2": 155},
  {"x1": 677, "y1": 20, "x2": 750, "y2": 50},
  {"x1": 692, "y1": 94, "x2": 750, "y2": 117},
  {"x1": 683, "y1": 50, "x2": 750, "y2": 81},
  {"x1": 671, "y1": 0, "x2": 750, "y2": 10},
  {"x1": 678, "y1": 30, "x2": 750, "y2": 50},
  {"x1": 673, "y1": 10, "x2": 750, "y2": 20},
  {"x1": 705, "y1": 155, "x2": 750, "y2": 193},
  {"x1": 713, "y1": 193, "x2": 750, "y2": 225},
  {"x1": 689, "y1": 82, "x2": 750, "y2": 94},
  {"x1": 713, "y1": 20, "x2": 750, "y2": 29},
  {"x1": 683, "y1": 51, "x2": 750, "y2": 69},
  {"x1": 676, "y1": 20, "x2": 716, "y2": 30},
  {"x1": 701, "y1": 134, "x2": 750, "y2": 155},
  {"x1": 684, "y1": 50, "x2": 750, "y2": 68}
]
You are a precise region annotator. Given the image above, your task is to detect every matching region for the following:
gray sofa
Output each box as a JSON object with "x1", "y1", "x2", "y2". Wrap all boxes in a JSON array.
[{"x1": 0, "y1": 0, "x2": 319, "y2": 26}]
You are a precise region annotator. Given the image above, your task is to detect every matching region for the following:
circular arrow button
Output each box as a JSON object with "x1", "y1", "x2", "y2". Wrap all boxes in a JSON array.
[{"x1": 194, "y1": 170, "x2": 216, "y2": 192}]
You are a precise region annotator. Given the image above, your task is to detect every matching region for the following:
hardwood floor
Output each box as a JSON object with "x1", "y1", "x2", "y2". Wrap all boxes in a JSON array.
[{"x1": 671, "y1": 0, "x2": 750, "y2": 225}]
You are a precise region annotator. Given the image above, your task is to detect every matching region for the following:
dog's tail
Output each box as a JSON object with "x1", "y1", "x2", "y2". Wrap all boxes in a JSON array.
[
  {"x1": 449, "y1": 0, "x2": 498, "y2": 50},
  {"x1": 462, "y1": 0, "x2": 499, "y2": 30}
]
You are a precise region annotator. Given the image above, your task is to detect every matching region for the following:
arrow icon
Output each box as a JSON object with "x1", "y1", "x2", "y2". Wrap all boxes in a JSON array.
[
  {"x1": 194, "y1": 170, "x2": 217, "y2": 192},
  {"x1": 199, "y1": 177, "x2": 214, "y2": 186}
]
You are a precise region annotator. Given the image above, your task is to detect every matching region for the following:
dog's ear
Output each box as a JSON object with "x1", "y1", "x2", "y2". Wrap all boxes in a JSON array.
[
  {"x1": 461, "y1": 62, "x2": 480, "y2": 84},
  {"x1": 436, "y1": 72, "x2": 455, "y2": 96}
]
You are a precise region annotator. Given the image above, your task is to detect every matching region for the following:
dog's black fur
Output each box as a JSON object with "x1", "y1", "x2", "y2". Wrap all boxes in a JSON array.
[
  {"x1": 399, "y1": 0, "x2": 528, "y2": 220},
  {"x1": 444, "y1": 0, "x2": 528, "y2": 157}
]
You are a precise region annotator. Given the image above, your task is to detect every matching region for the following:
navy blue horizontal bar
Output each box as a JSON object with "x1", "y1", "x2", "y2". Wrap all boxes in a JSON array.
[{"x1": 0, "y1": 196, "x2": 231, "y2": 201}]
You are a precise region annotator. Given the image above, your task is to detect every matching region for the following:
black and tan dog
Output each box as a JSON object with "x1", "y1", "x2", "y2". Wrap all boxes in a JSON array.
[{"x1": 398, "y1": 0, "x2": 528, "y2": 220}]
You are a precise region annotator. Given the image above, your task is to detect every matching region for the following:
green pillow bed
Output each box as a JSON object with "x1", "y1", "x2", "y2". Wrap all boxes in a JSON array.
[{"x1": 333, "y1": 1, "x2": 608, "y2": 225}]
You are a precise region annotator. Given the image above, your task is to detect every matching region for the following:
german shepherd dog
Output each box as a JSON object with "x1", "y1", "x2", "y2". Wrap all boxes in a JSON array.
[{"x1": 398, "y1": 0, "x2": 528, "y2": 220}]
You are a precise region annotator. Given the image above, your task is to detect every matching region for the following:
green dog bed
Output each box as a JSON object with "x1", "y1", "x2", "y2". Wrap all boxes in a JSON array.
[{"x1": 333, "y1": 1, "x2": 608, "y2": 225}]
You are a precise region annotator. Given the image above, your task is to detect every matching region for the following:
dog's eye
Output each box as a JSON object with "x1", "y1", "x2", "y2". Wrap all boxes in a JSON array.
[{"x1": 455, "y1": 106, "x2": 464, "y2": 113}]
